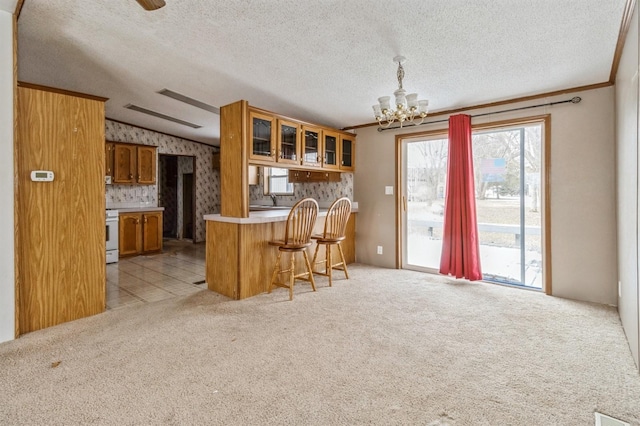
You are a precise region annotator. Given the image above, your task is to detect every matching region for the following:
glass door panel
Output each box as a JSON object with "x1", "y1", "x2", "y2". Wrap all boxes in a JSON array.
[
  {"x1": 302, "y1": 126, "x2": 322, "y2": 167},
  {"x1": 249, "y1": 111, "x2": 274, "y2": 161},
  {"x1": 277, "y1": 119, "x2": 300, "y2": 165},
  {"x1": 472, "y1": 125, "x2": 542, "y2": 288},
  {"x1": 340, "y1": 136, "x2": 354, "y2": 170},
  {"x1": 323, "y1": 131, "x2": 339, "y2": 169},
  {"x1": 404, "y1": 137, "x2": 449, "y2": 270}
]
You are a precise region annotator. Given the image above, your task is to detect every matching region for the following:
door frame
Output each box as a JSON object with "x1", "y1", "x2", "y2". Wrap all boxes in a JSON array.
[
  {"x1": 395, "y1": 114, "x2": 552, "y2": 295},
  {"x1": 158, "y1": 154, "x2": 197, "y2": 242}
]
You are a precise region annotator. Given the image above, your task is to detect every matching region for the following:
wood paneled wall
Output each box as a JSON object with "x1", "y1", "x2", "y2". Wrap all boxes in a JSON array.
[{"x1": 16, "y1": 86, "x2": 106, "y2": 334}]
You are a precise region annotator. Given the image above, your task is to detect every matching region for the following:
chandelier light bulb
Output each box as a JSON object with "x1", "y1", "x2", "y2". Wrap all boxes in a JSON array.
[
  {"x1": 378, "y1": 96, "x2": 391, "y2": 113},
  {"x1": 406, "y1": 93, "x2": 418, "y2": 110},
  {"x1": 373, "y1": 56, "x2": 429, "y2": 129}
]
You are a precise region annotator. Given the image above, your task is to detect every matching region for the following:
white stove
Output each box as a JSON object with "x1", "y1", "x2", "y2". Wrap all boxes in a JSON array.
[{"x1": 106, "y1": 209, "x2": 119, "y2": 263}]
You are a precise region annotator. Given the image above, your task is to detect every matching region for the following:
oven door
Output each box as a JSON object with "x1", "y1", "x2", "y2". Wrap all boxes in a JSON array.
[{"x1": 106, "y1": 220, "x2": 118, "y2": 252}]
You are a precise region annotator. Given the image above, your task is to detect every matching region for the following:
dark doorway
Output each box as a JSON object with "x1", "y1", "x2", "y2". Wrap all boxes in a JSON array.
[
  {"x1": 183, "y1": 173, "x2": 194, "y2": 239},
  {"x1": 159, "y1": 155, "x2": 178, "y2": 238}
]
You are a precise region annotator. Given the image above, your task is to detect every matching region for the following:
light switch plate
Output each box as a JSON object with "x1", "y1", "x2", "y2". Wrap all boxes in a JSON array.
[{"x1": 385, "y1": 186, "x2": 393, "y2": 195}]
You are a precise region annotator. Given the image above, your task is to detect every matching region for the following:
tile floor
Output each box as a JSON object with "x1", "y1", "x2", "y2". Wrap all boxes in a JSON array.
[{"x1": 106, "y1": 239, "x2": 207, "y2": 310}]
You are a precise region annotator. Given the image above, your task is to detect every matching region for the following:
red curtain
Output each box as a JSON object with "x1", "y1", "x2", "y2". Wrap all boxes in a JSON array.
[{"x1": 439, "y1": 114, "x2": 483, "y2": 280}]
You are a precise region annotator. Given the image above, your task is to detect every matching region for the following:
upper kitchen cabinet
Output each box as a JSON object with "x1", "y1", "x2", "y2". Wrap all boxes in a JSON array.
[
  {"x1": 105, "y1": 142, "x2": 114, "y2": 177},
  {"x1": 340, "y1": 133, "x2": 355, "y2": 171},
  {"x1": 249, "y1": 110, "x2": 275, "y2": 163},
  {"x1": 277, "y1": 119, "x2": 300, "y2": 165},
  {"x1": 323, "y1": 130, "x2": 340, "y2": 170},
  {"x1": 110, "y1": 142, "x2": 157, "y2": 185},
  {"x1": 301, "y1": 125, "x2": 322, "y2": 168},
  {"x1": 137, "y1": 146, "x2": 157, "y2": 184},
  {"x1": 113, "y1": 143, "x2": 136, "y2": 183}
]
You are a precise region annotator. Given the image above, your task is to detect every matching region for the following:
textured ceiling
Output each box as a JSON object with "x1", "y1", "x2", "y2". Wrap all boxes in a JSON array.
[{"x1": 17, "y1": 0, "x2": 628, "y2": 146}]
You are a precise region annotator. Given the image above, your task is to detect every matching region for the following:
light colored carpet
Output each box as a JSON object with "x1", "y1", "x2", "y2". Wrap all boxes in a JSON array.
[{"x1": 1, "y1": 264, "x2": 639, "y2": 425}]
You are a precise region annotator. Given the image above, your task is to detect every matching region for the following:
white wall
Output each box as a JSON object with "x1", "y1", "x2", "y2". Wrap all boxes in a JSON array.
[
  {"x1": 616, "y1": 5, "x2": 640, "y2": 368},
  {"x1": 354, "y1": 86, "x2": 617, "y2": 306},
  {"x1": 0, "y1": 8, "x2": 16, "y2": 343}
]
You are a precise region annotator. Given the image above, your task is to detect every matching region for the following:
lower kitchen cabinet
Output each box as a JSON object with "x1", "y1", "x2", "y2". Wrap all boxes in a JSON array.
[{"x1": 119, "y1": 211, "x2": 163, "y2": 256}]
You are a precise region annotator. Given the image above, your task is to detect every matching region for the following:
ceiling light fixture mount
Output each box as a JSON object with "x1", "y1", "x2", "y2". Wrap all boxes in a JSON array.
[{"x1": 373, "y1": 55, "x2": 429, "y2": 129}]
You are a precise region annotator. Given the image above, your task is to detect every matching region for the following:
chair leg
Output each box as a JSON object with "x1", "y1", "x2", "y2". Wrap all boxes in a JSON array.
[
  {"x1": 327, "y1": 244, "x2": 333, "y2": 287},
  {"x1": 311, "y1": 243, "x2": 320, "y2": 273},
  {"x1": 302, "y1": 251, "x2": 317, "y2": 292},
  {"x1": 288, "y1": 252, "x2": 295, "y2": 301},
  {"x1": 337, "y1": 243, "x2": 349, "y2": 279},
  {"x1": 269, "y1": 251, "x2": 282, "y2": 294}
]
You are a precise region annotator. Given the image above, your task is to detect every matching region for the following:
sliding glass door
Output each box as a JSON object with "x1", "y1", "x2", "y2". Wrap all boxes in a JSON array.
[{"x1": 401, "y1": 121, "x2": 544, "y2": 290}]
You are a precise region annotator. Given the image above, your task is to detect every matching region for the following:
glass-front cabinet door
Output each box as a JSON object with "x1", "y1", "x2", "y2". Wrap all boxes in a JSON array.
[
  {"x1": 301, "y1": 125, "x2": 322, "y2": 167},
  {"x1": 340, "y1": 134, "x2": 355, "y2": 171},
  {"x1": 249, "y1": 110, "x2": 275, "y2": 162},
  {"x1": 277, "y1": 119, "x2": 300, "y2": 165},
  {"x1": 323, "y1": 130, "x2": 340, "y2": 170}
]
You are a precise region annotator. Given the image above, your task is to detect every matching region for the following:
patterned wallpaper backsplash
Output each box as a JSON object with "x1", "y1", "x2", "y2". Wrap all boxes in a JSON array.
[
  {"x1": 249, "y1": 172, "x2": 354, "y2": 207},
  {"x1": 105, "y1": 120, "x2": 219, "y2": 243}
]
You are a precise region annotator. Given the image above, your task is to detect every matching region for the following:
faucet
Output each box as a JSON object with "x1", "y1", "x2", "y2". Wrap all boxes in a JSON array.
[{"x1": 270, "y1": 193, "x2": 277, "y2": 206}]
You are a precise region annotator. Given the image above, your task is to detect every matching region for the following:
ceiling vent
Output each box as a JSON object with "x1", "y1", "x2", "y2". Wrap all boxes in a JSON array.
[
  {"x1": 158, "y1": 89, "x2": 220, "y2": 114},
  {"x1": 124, "y1": 104, "x2": 202, "y2": 129}
]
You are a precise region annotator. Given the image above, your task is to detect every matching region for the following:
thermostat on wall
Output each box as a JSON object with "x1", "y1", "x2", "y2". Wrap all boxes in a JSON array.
[{"x1": 30, "y1": 170, "x2": 54, "y2": 182}]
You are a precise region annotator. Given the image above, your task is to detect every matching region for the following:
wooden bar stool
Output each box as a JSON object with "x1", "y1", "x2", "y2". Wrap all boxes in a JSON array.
[
  {"x1": 268, "y1": 198, "x2": 319, "y2": 300},
  {"x1": 311, "y1": 197, "x2": 352, "y2": 287}
]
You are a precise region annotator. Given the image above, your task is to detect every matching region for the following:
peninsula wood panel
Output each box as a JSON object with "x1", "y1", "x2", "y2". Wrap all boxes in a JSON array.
[
  {"x1": 207, "y1": 221, "x2": 240, "y2": 298},
  {"x1": 238, "y1": 221, "x2": 284, "y2": 299},
  {"x1": 16, "y1": 86, "x2": 105, "y2": 334},
  {"x1": 341, "y1": 214, "x2": 356, "y2": 263}
]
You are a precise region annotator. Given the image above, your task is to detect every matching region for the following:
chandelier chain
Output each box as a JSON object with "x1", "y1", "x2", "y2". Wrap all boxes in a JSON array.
[{"x1": 397, "y1": 62, "x2": 404, "y2": 90}]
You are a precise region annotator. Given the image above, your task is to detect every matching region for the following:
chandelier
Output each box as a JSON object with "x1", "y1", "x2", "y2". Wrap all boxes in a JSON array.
[{"x1": 372, "y1": 56, "x2": 429, "y2": 129}]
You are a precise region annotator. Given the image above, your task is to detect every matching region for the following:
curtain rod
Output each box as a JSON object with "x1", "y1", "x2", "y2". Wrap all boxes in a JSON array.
[{"x1": 377, "y1": 96, "x2": 582, "y2": 132}]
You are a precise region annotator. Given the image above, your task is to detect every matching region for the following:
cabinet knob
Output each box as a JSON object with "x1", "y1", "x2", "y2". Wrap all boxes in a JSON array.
[
  {"x1": 129, "y1": 173, "x2": 133, "y2": 179},
  {"x1": 271, "y1": 149, "x2": 276, "y2": 156},
  {"x1": 137, "y1": 175, "x2": 141, "y2": 181},
  {"x1": 135, "y1": 219, "x2": 140, "y2": 224}
]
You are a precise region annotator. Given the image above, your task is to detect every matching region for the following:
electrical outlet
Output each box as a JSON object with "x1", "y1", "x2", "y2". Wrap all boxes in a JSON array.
[
  {"x1": 377, "y1": 246, "x2": 383, "y2": 255},
  {"x1": 385, "y1": 186, "x2": 393, "y2": 195}
]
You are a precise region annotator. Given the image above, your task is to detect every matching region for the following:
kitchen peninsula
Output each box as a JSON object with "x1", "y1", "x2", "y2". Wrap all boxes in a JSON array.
[
  {"x1": 204, "y1": 207, "x2": 356, "y2": 299},
  {"x1": 204, "y1": 100, "x2": 357, "y2": 299}
]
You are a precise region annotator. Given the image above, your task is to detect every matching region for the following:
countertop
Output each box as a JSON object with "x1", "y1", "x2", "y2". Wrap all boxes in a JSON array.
[
  {"x1": 204, "y1": 203, "x2": 358, "y2": 224},
  {"x1": 109, "y1": 207, "x2": 165, "y2": 213}
]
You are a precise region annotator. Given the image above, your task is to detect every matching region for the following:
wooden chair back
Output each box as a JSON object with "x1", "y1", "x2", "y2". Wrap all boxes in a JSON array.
[
  {"x1": 284, "y1": 198, "x2": 319, "y2": 246},
  {"x1": 322, "y1": 197, "x2": 352, "y2": 239}
]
